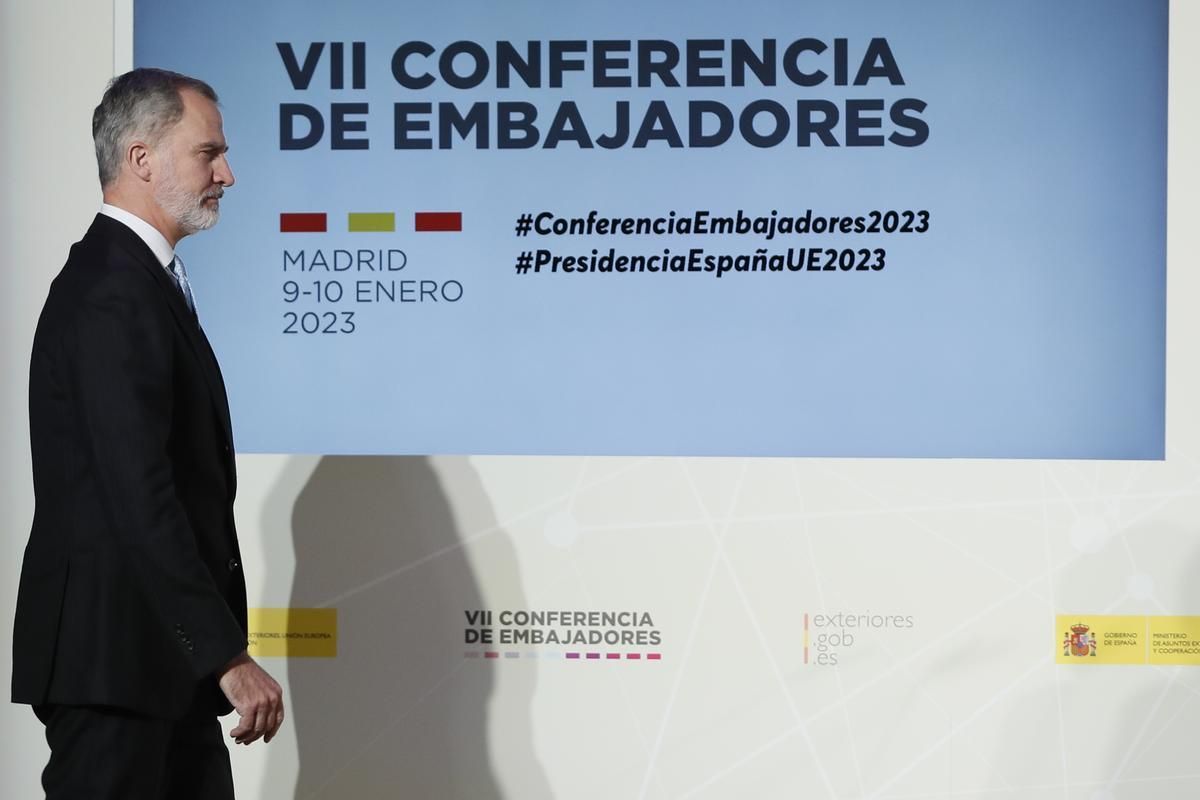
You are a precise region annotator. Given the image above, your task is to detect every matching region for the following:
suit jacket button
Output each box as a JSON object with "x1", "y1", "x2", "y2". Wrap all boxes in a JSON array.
[{"x1": 227, "y1": 558, "x2": 240, "y2": 571}]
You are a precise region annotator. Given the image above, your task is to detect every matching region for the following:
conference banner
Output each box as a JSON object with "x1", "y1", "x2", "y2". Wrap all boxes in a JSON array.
[{"x1": 135, "y1": 0, "x2": 1167, "y2": 458}]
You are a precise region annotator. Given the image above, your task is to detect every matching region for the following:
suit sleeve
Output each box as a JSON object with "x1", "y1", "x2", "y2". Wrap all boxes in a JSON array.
[{"x1": 68, "y1": 272, "x2": 246, "y2": 680}]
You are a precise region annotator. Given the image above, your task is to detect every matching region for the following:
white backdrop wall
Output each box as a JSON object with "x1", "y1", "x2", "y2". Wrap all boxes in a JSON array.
[{"x1": 2, "y1": 3, "x2": 1199, "y2": 798}]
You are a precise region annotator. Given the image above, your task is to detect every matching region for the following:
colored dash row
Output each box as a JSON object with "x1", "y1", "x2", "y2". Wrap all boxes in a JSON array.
[
  {"x1": 464, "y1": 651, "x2": 662, "y2": 661},
  {"x1": 280, "y1": 211, "x2": 462, "y2": 233}
]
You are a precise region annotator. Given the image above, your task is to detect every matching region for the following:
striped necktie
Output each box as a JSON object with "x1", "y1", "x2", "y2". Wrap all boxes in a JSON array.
[{"x1": 169, "y1": 255, "x2": 197, "y2": 314}]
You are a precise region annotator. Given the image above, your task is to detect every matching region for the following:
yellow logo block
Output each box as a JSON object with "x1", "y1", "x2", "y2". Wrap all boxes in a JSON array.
[
  {"x1": 1148, "y1": 617, "x2": 1200, "y2": 666},
  {"x1": 247, "y1": 608, "x2": 337, "y2": 658},
  {"x1": 1055, "y1": 615, "x2": 1146, "y2": 665}
]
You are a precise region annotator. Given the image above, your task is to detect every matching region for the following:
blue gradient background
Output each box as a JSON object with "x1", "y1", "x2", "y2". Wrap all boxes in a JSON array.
[{"x1": 136, "y1": 0, "x2": 1167, "y2": 458}]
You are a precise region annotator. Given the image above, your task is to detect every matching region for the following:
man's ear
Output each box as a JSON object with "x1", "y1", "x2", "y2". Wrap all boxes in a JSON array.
[{"x1": 127, "y1": 141, "x2": 152, "y2": 182}]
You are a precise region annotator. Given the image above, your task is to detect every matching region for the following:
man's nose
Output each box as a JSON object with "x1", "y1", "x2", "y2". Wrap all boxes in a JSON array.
[{"x1": 215, "y1": 155, "x2": 235, "y2": 187}]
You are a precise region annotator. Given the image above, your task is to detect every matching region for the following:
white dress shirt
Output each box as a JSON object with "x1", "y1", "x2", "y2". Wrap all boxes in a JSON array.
[{"x1": 99, "y1": 203, "x2": 175, "y2": 269}]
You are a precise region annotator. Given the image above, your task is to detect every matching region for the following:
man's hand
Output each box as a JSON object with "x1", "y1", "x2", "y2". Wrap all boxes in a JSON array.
[{"x1": 218, "y1": 651, "x2": 284, "y2": 745}]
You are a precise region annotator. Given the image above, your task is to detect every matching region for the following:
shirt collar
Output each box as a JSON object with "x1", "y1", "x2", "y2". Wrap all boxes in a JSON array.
[{"x1": 99, "y1": 203, "x2": 176, "y2": 269}]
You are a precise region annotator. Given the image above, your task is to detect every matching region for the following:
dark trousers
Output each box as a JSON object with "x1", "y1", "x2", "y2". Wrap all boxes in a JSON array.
[{"x1": 34, "y1": 704, "x2": 235, "y2": 800}]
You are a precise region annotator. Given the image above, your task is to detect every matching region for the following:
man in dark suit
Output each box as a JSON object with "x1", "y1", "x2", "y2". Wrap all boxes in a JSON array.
[{"x1": 12, "y1": 68, "x2": 283, "y2": 799}]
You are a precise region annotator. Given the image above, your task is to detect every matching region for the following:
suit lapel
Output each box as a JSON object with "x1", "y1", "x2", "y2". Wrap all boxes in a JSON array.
[
  {"x1": 92, "y1": 216, "x2": 237, "y2": 456},
  {"x1": 162, "y1": 287, "x2": 237, "y2": 453}
]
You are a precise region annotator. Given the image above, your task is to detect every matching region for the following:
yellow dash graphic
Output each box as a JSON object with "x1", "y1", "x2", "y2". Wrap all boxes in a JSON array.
[{"x1": 348, "y1": 212, "x2": 396, "y2": 233}]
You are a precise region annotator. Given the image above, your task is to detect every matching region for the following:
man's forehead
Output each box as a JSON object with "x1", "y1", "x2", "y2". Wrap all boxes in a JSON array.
[
  {"x1": 180, "y1": 86, "x2": 219, "y2": 112},
  {"x1": 175, "y1": 88, "x2": 226, "y2": 140}
]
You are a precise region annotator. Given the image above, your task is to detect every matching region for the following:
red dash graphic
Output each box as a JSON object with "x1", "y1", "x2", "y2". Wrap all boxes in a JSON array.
[
  {"x1": 566, "y1": 652, "x2": 581, "y2": 660},
  {"x1": 280, "y1": 212, "x2": 327, "y2": 233},
  {"x1": 626, "y1": 653, "x2": 642, "y2": 660},
  {"x1": 414, "y1": 211, "x2": 462, "y2": 232},
  {"x1": 647, "y1": 653, "x2": 662, "y2": 660},
  {"x1": 586, "y1": 653, "x2": 601, "y2": 660},
  {"x1": 484, "y1": 651, "x2": 500, "y2": 659},
  {"x1": 606, "y1": 653, "x2": 621, "y2": 660}
]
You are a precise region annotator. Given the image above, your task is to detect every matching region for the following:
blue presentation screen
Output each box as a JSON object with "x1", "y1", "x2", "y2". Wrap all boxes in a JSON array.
[{"x1": 135, "y1": 0, "x2": 1167, "y2": 458}]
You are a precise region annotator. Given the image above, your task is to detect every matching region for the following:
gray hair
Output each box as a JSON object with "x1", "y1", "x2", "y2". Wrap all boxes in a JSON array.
[{"x1": 92, "y1": 68, "x2": 218, "y2": 188}]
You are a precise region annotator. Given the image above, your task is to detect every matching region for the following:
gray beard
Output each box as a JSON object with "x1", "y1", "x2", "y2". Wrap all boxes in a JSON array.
[{"x1": 155, "y1": 162, "x2": 219, "y2": 235}]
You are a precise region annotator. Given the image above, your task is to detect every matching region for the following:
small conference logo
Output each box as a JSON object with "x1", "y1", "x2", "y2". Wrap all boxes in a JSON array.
[
  {"x1": 462, "y1": 608, "x2": 663, "y2": 663},
  {"x1": 1062, "y1": 622, "x2": 1098, "y2": 658}
]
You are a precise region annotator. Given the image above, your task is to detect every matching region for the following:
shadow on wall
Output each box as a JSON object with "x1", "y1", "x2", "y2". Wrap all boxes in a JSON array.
[
  {"x1": 982, "y1": 524, "x2": 1200, "y2": 799},
  {"x1": 1084, "y1": 527, "x2": 1200, "y2": 799},
  {"x1": 259, "y1": 456, "x2": 552, "y2": 799}
]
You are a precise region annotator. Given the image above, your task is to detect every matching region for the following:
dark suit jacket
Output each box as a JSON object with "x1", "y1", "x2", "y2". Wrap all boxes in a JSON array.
[{"x1": 12, "y1": 213, "x2": 248, "y2": 720}]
